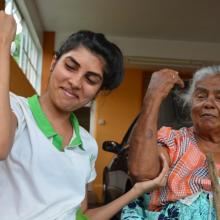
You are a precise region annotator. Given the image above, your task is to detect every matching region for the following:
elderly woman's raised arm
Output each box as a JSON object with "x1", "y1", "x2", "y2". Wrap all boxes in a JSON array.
[{"x1": 128, "y1": 69, "x2": 184, "y2": 181}]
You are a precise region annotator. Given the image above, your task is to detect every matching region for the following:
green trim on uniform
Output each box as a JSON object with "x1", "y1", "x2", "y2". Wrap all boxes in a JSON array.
[
  {"x1": 76, "y1": 209, "x2": 89, "y2": 220},
  {"x1": 28, "y1": 94, "x2": 84, "y2": 151},
  {"x1": 69, "y1": 113, "x2": 84, "y2": 150}
]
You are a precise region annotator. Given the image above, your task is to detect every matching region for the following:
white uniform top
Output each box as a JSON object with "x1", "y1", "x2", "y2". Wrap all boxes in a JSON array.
[{"x1": 0, "y1": 93, "x2": 98, "y2": 220}]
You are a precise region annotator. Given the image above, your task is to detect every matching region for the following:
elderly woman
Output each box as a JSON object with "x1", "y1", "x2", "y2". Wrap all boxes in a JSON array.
[{"x1": 121, "y1": 67, "x2": 220, "y2": 219}]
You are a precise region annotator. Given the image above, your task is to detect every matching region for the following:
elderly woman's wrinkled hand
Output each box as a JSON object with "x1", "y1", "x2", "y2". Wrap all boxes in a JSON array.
[
  {"x1": 145, "y1": 69, "x2": 184, "y2": 101},
  {"x1": 132, "y1": 153, "x2": 169, "y2": 197}
]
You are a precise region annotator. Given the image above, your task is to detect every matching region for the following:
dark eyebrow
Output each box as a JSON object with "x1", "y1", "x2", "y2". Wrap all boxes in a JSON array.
[
  {"x1": 195, "y1": 86, "x2": 220, "y2": 94},
  {"x1": 194, "y1": 87, "x2": 207, "y2": 93},
  {"x1": 66, "y1": 56, "x2": 103, "y2": 80}
]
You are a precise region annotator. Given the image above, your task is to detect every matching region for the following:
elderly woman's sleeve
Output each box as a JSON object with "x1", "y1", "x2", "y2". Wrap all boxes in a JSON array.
[{"x1": 157, "y1": 126, "x2": 180, "y2": 164}]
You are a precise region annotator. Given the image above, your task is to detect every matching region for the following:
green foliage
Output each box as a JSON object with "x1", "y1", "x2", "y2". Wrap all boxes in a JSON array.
[{"x1": 12, "y1": 33, "x2": 21, "y2": 63}]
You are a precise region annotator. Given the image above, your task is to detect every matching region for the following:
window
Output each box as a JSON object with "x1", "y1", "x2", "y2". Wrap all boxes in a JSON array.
[{"x1": 5, "y1": 0, "x2": 42, "y2": 94}]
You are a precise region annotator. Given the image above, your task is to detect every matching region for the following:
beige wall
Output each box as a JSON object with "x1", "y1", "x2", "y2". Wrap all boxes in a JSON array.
[{"x1": 93, "y1": 68, "x2": 145, "y2": 201}]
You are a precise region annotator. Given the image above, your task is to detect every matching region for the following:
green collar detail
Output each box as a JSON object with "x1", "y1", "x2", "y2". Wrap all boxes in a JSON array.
[
  {"x1": 76, "y1": 208, "x2": 88, "y2": 220},
  {"x1": 28, "y1": 95, "x2": 84, "y2": 151}
]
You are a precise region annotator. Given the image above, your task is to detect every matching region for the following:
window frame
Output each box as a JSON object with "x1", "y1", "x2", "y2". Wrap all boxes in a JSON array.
[{"x1": 5, "y1": 0, "x2": 42, "y2": 94}]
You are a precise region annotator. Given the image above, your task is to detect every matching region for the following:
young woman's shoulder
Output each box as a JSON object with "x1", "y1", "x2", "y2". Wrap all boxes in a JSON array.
[
  {"x1": 9, "y1": 92, "x2": 29, "y2": 108},
  {"x1": 79, "y1": 126, "x2": 98, "y2": 153}
]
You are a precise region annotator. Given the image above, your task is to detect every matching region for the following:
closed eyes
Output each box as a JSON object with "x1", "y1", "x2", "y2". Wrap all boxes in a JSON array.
[{"x1": 85, "y1": 72, "x2": 103, "y2": 85}]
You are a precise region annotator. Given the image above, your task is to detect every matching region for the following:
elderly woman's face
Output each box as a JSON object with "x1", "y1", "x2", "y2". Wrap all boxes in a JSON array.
[{"x1": 191, "y1": 74, "x2": 220, "y2": 134}]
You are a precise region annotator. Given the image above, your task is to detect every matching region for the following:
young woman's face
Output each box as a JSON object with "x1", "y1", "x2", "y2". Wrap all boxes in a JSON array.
[
  {"x1": 48, "y1": 46, "x2": 104, "y2": 112},
  {"x1": 191, "y1": 74, "x2": 220, "y2": 135}
]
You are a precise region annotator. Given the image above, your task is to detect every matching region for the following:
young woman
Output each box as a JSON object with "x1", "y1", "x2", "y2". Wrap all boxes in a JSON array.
[{"x1": 0, "y1": 12, "x2": 168, "y2": 220}]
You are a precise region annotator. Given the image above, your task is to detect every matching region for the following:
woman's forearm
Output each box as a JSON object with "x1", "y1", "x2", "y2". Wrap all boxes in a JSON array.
[
  {"x1": 128, "y1": 69, "x2": 183, "y2": 181},
  {"x1": 128, "y1": 93, "x2": 162, "y2": 181},
  {"x1": 84, "y1": 187, "x2": 141, "y2": 220},
  {"x1": 0, "y1": 12, "x2": 17, "y2": 160},
  {"x1": 0, "y1": 45, "x2": 14, "y2": 159},
  {"x1": 84, "y1": 155, "x2": 169, "y2": 220}
]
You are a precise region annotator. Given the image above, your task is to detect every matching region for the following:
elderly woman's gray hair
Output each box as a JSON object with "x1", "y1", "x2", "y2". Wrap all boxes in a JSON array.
[{"x1": 183, "y1": 65, "x2": 220, "y2": 106}]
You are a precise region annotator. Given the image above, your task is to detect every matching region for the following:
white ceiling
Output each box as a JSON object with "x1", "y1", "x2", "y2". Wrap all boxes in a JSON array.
[
  {"x1": 24, "y1": 0, "x2": 220, "y2": 68},
  {"x1": 34, "y1": 0, "x2": 220, "y2": 43}
]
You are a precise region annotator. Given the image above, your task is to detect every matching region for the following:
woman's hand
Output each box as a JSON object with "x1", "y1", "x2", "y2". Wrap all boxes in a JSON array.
[
  {"x1": 0, "y1": 11, "x2": 16, "y2": 47},
  {"x1": 132, "y1": 153, "x2": 169, "y2": 197},
  {"x1": 84, "y1": 154, "x2": 169, "y2": 220},
  {"x1": 145, "y1": 69, "x2": 184, "y2": 101}
]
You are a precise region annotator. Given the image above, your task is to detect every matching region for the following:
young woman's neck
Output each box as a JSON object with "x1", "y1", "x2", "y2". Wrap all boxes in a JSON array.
[{"x1": 39, "y1": 93, "x2": 71, "y2": 124}]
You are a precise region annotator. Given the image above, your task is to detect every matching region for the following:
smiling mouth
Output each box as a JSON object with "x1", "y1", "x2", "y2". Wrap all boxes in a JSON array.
[
  {"x1": 200, "y1": 113, "x2": 216, "y2": 118},
  {"x1": 62, "y1": 88, "x2": 79, "y2": 99}
]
